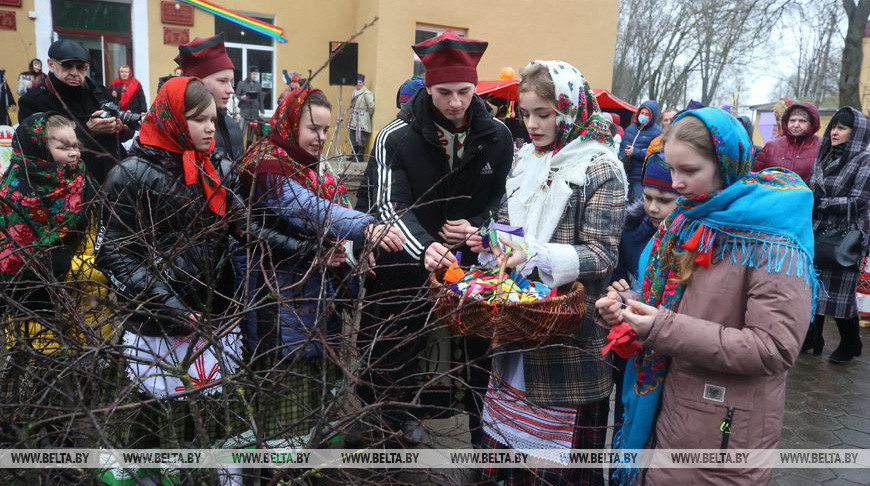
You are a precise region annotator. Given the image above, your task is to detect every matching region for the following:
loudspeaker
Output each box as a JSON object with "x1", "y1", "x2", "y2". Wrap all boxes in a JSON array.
[{"x1": 329, "y1": 41, "x2": 358, "y2": 86}]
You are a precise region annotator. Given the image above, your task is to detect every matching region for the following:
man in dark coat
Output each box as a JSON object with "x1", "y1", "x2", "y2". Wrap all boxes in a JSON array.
[
  {"x1": 18, "y1": 39, "x2": 127, "y2": 185},
  {"x1": 175, "y1": 34, "x2": 244, "y2": 161},
  {"x1": 235, "y1": 65, "x2": 264, "y2": 146},
  {"x1": 354, "y1": 30, "x2": 512, "y2": 448}
]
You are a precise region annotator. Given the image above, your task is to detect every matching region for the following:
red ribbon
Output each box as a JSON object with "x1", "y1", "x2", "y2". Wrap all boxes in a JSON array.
[{"x1": 601, "y1": 322, "x2": 643, "y2": 359}]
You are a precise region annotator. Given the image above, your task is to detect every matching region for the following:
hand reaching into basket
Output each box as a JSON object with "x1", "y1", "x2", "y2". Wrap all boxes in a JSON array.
[
  {"x1": 424, "y1": 242, "x2": 458, "y2": 271},
  {"x1": 492, "y1": 237, "x2": 527, "y2": 269},
  {"x1": 467, "y1": 228, "x2": 486, "y2": 253}
]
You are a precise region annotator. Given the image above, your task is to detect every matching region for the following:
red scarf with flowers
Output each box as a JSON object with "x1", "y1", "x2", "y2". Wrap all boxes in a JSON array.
[
  {"x1": 240, "y1": 87, "x2": 347, "y2": 206},
  {"x1": 113, "y1": 68, "x2": 142, "y2": 111},
  {"x1": 139, "y1": 76, "x2": 227, "y2": 216},
  {"x1": 0, "y1": 112, "x2": 89, "y2": 277}
]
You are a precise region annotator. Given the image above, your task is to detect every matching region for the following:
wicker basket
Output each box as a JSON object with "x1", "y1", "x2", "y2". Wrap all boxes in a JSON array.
[{"x1": 428, "y1": 269, "x2": 586, "y2": 345}]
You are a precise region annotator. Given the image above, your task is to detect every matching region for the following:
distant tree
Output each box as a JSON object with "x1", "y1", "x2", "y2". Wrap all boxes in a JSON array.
[
  {"x1": 839, "y1": 0, "x2": 870, "y2": 109},
  {"x1": 613, "y1": 0, "x2": 793, "y2": 108},
  {"x1": 611, "y1": 0, "x2": 699, "y2": 108},
  {"x1": 691, "y1": 0, "x2": 793, "y2": 106}
]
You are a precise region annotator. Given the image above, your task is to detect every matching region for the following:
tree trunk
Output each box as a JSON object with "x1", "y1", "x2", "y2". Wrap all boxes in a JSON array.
[{"x1": 839, "y1": 0, "x2": 870, "y2": 109}]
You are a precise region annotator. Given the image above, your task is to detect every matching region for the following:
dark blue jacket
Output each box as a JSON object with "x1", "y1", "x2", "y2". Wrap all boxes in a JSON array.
[
  {"x1": 619, "y1": 100, "x2": 663, "y2": 182},
  {"x1": 234, "y1": 178, "x2": 374, "y2": 358},
  {"x1": 613, "y1": 200, "x2": 658, "y2": 287}
]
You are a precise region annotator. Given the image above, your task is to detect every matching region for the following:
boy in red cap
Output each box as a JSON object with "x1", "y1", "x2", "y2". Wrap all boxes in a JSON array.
[
  {"x1": 354, "y1": 30, "x2": 512, "y2": 449},
  {"x1": 175, "y1": 33, "x2": 244, "y2": 161}
]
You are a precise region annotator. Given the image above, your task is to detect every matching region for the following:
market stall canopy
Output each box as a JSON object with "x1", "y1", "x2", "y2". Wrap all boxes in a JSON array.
[
  {"x1": 476, "y1": 79, "x2": 519, "y2": 100},
  {"x1": 178, "y1": 0, "x2": 287, "y2": 42},
  {"x1": 592, "y1": 88, "x2": 637, "y2": 112}
]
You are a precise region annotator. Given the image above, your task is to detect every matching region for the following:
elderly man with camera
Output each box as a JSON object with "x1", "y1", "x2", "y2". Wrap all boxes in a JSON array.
[{"x1": 18, "y1": 39, "x2": 130, "y2": 185}]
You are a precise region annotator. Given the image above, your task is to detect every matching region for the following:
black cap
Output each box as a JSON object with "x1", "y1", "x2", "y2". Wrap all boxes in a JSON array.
[{"x1": 48, "y1": 39, "x2": 89, "y2": 63}]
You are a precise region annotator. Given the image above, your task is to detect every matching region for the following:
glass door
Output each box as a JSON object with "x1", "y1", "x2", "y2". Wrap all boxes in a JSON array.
[
  {"x1": 105, "y1": 40, "x2": 129, "y2": 88},
  {"x1": 53, "y1": 0, "x2": 132, "y2": 88},
  {"x1": 247, "y1": 49, "x2": 274, "y2": 111}
]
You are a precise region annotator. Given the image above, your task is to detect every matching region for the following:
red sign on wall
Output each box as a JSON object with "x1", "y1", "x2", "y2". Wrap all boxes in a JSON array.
[
  {"x1": 0, "y1": 1, "x2": 22, "y2": 8},
  {"x1": 163, "y1": 27, "x2": 190, "y2": 46},
  {"x1": 0, "y1": 10, "x2": 15, "y2": 31},
  {"x1": 161, "y1": 1, "x2": 194, "y2": 26}
]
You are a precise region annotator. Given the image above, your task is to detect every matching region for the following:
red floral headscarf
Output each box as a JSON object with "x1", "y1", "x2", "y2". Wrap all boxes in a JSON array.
[
  {"x1": 240, "y1": 86, "x2": 347, "y2": 205},
  {"x1": 139, "y1": 76, "x2": 227, "y2": 216},
  {"x1": 0, "y1": 112, "x2": 89, "y2": 277}
]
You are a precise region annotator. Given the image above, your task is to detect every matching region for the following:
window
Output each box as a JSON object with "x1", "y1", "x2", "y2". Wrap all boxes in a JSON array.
[
  {"x1": 53, "y1": 0, "x2": 130, "y2": 33},
  {"x1": 413, "y1": 24, "x2": 468, "y2": 76},
  {"x1": 52, "y1": 0, "x2": 132, "y2": 87},
  {"x1": 216, "y1": 15, "x2": 276, "y2": 111}
]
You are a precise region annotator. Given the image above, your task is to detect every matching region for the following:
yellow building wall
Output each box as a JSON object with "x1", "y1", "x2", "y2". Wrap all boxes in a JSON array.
[
  {"x1": 148, "y1": 0, "x2": 617, "y2": 144},
  {"x1": 861, "y1": 35, "x2": 870, "y2": 114},
  {"x1": 0, "y1": 0, "x2": 38, "y2": 125},
  {"x1": 358, "y1": 0, "x2": 619, "y2": 136},
  {"x1": 147, "y1": 0, "x2": 357, "y2": 113},
  {"x1": 6, "y1": 0, "x2": 617, "y2": 148}
]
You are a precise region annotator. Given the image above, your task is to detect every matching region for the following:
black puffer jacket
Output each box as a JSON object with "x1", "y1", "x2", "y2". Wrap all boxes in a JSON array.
[{"x1": 96, "y1": 141, "x2": 315, "y2": 336}]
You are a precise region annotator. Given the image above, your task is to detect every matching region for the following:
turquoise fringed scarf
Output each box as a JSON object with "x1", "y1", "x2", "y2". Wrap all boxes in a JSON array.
[{"x1": 613, "y1": 108, "x2": 819, "y2": 485}]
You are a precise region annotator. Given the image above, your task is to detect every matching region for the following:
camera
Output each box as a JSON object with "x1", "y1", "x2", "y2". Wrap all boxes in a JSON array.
[{"x1": 99, "y1": 102, "x2": 142, "y2": 130}]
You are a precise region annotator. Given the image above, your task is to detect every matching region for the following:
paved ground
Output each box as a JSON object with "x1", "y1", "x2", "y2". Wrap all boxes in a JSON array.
[
  {"x1": 771, "y1": 321, "x2": 870, "y2": 486},
  {"x1": 403, "y1": 322, "x2": 870, "y2": 485},
  {"x1": 325, "y1": 236, "x2": 869, "y2": 486}
]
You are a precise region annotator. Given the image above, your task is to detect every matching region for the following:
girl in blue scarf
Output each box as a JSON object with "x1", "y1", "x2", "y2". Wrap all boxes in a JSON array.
[{"x1": 597, "y1": 108, "x2": 817, "y2": 486}]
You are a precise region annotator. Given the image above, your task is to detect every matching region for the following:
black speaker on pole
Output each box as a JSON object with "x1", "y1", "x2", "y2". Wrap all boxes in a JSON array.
[{"x1": 329, "y1": 41, "x2": 358, "y2": 86}]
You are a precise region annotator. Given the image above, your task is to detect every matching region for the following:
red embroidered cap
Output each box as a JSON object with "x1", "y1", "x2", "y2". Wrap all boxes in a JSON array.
[
  {"x1": 175, "y1": 33, "x2": 235, "y2": 79},
  {"x1": 412, "y1": 30, "x2": 488, "y2": 87}
]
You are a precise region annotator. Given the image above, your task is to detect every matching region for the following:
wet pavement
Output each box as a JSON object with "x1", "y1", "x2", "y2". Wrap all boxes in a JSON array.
[
  {"x1": 332, "y1": 322, "x2": 870, "y2": 485},
  {"x1": 771, "y1": 321, "x2": 870, "y2": 486}
]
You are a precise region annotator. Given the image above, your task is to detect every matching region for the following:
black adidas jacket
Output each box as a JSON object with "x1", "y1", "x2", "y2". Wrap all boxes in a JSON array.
[{"x1": 355, "y1": 90, "x2": 512, "y2": 264}]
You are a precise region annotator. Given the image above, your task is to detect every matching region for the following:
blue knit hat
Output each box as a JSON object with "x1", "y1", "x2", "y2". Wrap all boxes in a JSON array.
[
  {"x1": 396, "y1": 76, "x2": 425, "y2": 108},
  {"x1": 642, "y1": 152, "x2": 677, "y2": 193}
]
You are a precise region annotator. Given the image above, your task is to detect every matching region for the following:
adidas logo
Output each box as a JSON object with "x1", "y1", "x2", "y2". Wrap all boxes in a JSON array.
[{"x1": 481, "y1": 162, "x2": 493, "y2": 175}]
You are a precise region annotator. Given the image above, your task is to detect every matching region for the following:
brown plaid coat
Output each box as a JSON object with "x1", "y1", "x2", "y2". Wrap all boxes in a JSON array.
[{"x1": 491, "y1": 153, "x2": 626, "y2": 407}]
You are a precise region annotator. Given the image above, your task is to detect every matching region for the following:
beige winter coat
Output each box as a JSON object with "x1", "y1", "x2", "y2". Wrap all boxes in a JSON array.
[{"x1": 622, "y1": 246, "x2": 811, "y2": 486}]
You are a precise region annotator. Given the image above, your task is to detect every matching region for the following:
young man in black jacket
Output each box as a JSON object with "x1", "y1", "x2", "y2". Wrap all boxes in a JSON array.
[
  {"x1": 174, "y1": 34, "x2": 245, "y2": 161},
  {"x1": 18, "y1": 39, "x2": 128, "y2": 185},
  {"x1": 355, "y1": 30, "x2": 512, "y2": 447}
]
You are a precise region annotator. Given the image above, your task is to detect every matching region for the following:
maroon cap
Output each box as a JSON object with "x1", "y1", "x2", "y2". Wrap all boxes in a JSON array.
[
  {"x1": 175, "y1": 33, "x2": 235, "y2": 79},
  {"x1": 412, "y1": 30, "x2": 487, "y2": 87}
]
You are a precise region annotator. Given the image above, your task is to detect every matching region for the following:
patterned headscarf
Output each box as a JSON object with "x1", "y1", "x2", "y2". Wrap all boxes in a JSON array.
[
  {"x1": 526, "y1": 60, "x2": 614, "y2": 153},
  {"x1": 112, "y1": 65, "x2": 141, "y2": 111},
  {"x1": 139, "y1": 76, "x2": 227, "y2": 216},
  {"x1": 615, "y1": 108, "x2": 817, "y2": 482},
  {"x1": 641, "y1": 108, "x2": 755, "y2": 314},
  {"x1": 240, "y1": 86, "x2": 347, "y2": 205},
  {"x1": 0, "y1": 112, "x2": 89, "y2": 277}
]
